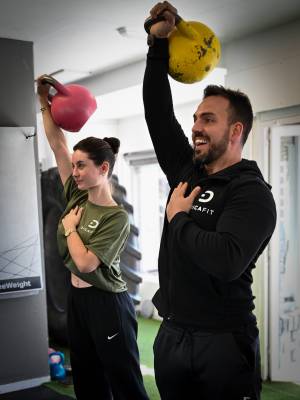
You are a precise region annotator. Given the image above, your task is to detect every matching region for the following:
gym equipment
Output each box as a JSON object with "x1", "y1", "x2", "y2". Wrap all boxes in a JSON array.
[
  {"x1": 48, "y1": 351, "x2": 66, "y2": 381},
  {"x1": 41, "y1": 75, "x2": 97, "y2": 132},
  {"x1": 145, "y1": 14, "x2": 221, "y2": 83}
]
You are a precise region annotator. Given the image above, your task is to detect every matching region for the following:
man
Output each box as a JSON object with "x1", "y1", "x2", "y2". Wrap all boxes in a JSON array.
[{"x1": 143, "y1": 2, "x2": 277, "y2": 399}]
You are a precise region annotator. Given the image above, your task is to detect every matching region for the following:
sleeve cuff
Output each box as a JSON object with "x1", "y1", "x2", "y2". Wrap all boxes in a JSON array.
[{"x1": 168, "y1": 211, "x2": 188, "y2": 228}]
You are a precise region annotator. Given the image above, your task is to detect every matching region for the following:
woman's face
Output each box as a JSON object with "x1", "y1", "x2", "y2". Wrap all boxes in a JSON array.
[{"x1": 71, "y1": 150, "x2": 104, "y2": 190}]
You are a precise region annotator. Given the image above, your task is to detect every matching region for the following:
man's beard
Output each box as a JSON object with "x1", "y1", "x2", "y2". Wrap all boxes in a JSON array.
[{"x1": 193, "y1": 129, "x2": 230, "y2": 167}]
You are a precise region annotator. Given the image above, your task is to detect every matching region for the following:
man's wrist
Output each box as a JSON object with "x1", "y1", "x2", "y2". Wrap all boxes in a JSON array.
[
  {"x1": 167, "y1": 210, "x2": 187, "y2": 223},
  {"x1": 147, "y1": 34, "x2": 155, "y2": 47},
  {"x1": 167, "y1": 209, "x2": 179, "y2": 223}
]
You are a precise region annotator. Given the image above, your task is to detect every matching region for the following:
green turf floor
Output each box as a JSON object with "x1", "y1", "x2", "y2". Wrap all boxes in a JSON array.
[{"x1": 46, "y1": 316, "x2": 300, "y2": 399}]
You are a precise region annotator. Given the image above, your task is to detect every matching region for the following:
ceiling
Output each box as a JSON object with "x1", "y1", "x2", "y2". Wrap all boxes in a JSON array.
[{"x1": 1, "y1": 0, "x2": 300, "y2": 84}]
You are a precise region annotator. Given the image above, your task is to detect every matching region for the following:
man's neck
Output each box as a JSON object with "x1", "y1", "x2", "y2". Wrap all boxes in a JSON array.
[{"x1": 204, "y1": 155, "x2": 242, "y2": 175}]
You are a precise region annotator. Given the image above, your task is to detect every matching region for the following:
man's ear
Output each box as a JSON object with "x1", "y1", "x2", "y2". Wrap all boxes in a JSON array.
[{"x1": 230, "y1": 122, "x2": 243, "y2": 144}]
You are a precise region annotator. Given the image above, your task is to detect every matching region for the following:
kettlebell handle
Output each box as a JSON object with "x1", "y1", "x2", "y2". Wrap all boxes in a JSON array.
[
  {"x1": 144, "y1": 13, "x2": 200, "y2": 42},
  {"x1": 41, "y1": 75, "x2": 69, "y2": 96},
  {"x1": 144, "y1": 13, "x2": 182, "y2": 34}
]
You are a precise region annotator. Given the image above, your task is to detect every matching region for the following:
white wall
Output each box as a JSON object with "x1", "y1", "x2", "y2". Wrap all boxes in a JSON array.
[
  {"x1": 78, "y1": 59, "x2": 146, "y2": 98},
  {"x1": 223, "y1": 19, "x2": 300, "y2": 113}
]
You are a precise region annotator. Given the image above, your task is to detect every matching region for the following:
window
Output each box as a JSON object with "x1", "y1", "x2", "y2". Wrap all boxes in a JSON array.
[{"x1": 124, "y1": 151, "x2": 169, "y2": 274}]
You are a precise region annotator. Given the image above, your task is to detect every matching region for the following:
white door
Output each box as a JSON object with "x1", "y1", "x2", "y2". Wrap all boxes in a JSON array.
[{"x1": 270, "y1": 125, "x2": 300, "y2": 382}]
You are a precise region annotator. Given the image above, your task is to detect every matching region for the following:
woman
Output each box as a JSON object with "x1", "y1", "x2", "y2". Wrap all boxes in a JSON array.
[{"x1": 37, "y1": 76, "x2": 149, "y2": 400}]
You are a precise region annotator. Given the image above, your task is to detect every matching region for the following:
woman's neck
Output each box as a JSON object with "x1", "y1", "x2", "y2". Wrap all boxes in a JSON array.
[{"x1": 88, "y1": 182, "x2": 117, "y2": 206}]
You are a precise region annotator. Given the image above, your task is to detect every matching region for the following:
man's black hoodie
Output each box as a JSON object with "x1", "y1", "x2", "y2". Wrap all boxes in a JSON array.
[{"x1": 143, "y1": 38, "x2": 277, "y2": 330}]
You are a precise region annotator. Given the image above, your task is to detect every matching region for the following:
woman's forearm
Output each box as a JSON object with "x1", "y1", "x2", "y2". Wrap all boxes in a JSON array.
[
  {"x1": 39, "y1": 96, "x2": 67, "y2": 151},
  {"x1": 66, "y1": 231, "x2": 101, "y2": 273}
]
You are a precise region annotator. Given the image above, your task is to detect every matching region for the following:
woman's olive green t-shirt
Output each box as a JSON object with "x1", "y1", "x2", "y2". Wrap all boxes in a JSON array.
[{"x1": 57, "y1": 175, "x2": 129, "y2": 292}]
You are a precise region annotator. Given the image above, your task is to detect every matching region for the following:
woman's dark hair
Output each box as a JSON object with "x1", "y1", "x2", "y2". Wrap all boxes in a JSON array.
[
  {"x1": 73, "y1": 136, "x2": 120, "y2": 178},
  {"x1": 203, "y1": 85, "x2": 253, "y2": 146}
]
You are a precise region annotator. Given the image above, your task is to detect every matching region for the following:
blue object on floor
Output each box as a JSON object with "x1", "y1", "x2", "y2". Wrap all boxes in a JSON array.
[{"x1": 48, "y1": 351, "x2": 66, "y2": 381}]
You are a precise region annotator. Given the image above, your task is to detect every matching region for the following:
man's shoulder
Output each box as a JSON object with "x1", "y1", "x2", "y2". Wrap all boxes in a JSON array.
[{"x1": 227, "y1": 173, "x2": 275, "y2": 206}]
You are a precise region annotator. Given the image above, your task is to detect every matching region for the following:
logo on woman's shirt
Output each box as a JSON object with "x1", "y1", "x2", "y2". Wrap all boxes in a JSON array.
[{"x1": 88, "y1": 220, "x2": 99, "y2": 229}]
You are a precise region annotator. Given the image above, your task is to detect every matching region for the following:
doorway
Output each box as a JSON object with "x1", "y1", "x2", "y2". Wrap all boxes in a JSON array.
[{"x1": 270, "y1": 124, "x2": 300, "y2": 382}]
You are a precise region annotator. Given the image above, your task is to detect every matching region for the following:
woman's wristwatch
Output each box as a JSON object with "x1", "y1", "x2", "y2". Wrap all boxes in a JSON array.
[{"x1": 64, "y1": 228, "x2": 77, "y2": 237}]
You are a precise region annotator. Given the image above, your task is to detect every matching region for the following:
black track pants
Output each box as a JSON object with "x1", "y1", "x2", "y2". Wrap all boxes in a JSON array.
[
  {"x1": 154, "y1": 321, "x2": 262, "y2": 400},
  {"x1": 67, "y1": 285, "x2": 149, "y2": 400}
]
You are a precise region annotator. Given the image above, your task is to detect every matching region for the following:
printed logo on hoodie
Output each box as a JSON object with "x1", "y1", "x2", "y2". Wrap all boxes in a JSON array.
[
  {"x1": 198, "y1": 190, "x2": 214, "y2": 203},
  {"x1": 191, "y1": 190, "x2": 215, "y2": 215}
]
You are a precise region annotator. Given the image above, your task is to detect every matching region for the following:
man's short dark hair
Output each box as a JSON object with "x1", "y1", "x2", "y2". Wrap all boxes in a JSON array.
[{"x1": 203, "y1": 85, "x2": 253, "y2": 146}]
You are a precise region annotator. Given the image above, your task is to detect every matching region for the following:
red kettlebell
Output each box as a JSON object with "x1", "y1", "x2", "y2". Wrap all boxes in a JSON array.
[{"x1": 41, "y1": 75, "x2": 97, "y2": 132}]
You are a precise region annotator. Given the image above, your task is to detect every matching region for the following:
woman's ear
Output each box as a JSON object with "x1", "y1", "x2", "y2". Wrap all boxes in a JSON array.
[{"x1": 99, "y1": 161, "x2": 110, "y2": 176}]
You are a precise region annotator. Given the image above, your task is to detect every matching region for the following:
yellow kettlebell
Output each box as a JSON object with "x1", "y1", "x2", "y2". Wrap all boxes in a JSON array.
[{"x1": 145, "y1": 15, "x2": 221, "y2": 84}]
